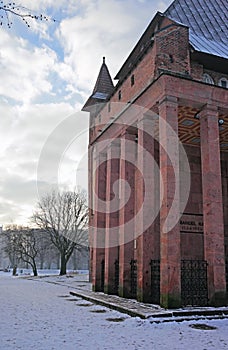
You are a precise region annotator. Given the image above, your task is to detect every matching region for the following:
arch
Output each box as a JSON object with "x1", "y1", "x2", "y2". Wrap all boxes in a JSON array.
[
  {"x1": 203, "y1": 73, "x2": 214, "y2": 85},
  {"x1": 218, "y1": 77, "x2": 228, "y2": 88}
]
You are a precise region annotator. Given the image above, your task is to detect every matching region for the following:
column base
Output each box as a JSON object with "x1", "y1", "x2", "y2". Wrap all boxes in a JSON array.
[
  {"x1": 118, "y1": 285, "x2": 133, "y2": 299},
  {"x1": 104, "y1": 284, "x2": 117, "y2": 295},
  {"x1": 137, "y1": 289, "x2": 153, "y2": 303},
  {"x1": 209, "y1": 291, "x2": 228, "y2": 307},
  {"x1": 92, "y1": 283, "x2": 103, "y2": 292},
  {"x1": 160, "y1": 293, "x2": 182, "y2": 309}
]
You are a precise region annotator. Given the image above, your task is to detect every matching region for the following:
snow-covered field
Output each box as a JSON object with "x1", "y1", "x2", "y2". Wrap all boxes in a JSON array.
[
  {"x1": 0, "y1": 269, "x2": 88, "y2": 276},
  {"x1": 0, "y1": 273, "x2": 228, "y2": 350}
]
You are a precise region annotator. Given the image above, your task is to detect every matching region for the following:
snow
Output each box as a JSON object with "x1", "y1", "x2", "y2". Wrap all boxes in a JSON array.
[
  {"x1": 0, "y1": 273, "x2": 228, "y2": 350},
  {"x1": 0, "y1": 269, "x2": 89, "y2": 277}
]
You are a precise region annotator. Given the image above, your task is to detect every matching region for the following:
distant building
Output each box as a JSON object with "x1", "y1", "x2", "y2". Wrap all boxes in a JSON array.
[
  {"x1": 0, "y1": 226, "x2": 10, "y2": 269},
  {"x1": 83, "y1": 0, "x2": 228, "y2": 307}
]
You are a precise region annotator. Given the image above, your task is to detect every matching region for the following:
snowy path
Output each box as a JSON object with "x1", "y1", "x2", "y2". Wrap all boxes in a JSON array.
[{"x1": 0, "y1": 276, "x2": 228, "y2": 350}]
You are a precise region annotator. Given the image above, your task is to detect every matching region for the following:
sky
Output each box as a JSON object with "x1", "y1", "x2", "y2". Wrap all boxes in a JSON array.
[{"x1": 0, "y1": 0, "x2": 173, "y2": 226}]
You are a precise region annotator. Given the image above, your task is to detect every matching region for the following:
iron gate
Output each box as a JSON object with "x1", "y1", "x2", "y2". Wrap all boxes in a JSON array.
[
  {"x1": 150, "y1": 259, "x2": 160, "y2": 304},
  {"x1": 130, "y1": 259, "x2": 137, "y2": 298},
  {"x1": 114, "y1": 259, "x2": 119, "y2": 295},
  {"x1": 101, "y1": 259, "x2": 105, "y2": 291},
  {"x1": 181, "y1": 260, "x2": 208, "y2": 306}
]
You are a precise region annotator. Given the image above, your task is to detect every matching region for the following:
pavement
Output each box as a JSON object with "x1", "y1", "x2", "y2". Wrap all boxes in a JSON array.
[
  {"x1": 69, "y1": 281, "x2": 228, "y2": 323},
  {"x1": 23, "y1": 272, "x2": 228, "y2": 323},
  {"x1": 2, "y1": 275, "x2": 228, "y2": 350}
]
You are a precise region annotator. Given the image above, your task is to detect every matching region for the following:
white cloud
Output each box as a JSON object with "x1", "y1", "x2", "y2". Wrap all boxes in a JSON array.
[
  {"x1": 0, "y1": 0, "x2": 173, "y2": 225},
  {"x1": 0, "y1": 101, "x2": 85, "y2": 225},
  {"x1": 0, "y1": 29, "x2": 58, "y2": 104},
  {"x1": 56, "y1": 0, "x2": 173, "y2": 94}
]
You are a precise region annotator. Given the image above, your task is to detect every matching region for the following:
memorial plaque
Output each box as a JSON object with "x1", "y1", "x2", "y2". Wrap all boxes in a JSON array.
[{"x1": 180, "y1": 214, "x2": 203, "y2": 233}]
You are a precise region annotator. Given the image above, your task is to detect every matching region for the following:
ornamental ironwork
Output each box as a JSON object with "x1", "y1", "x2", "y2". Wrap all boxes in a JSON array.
[
  {"x1": 130, "y1": 259, "x2": 137, "y2": 298},
  {"x1": 114, "y1": 259, "x2": 119, "y2": 295},
  {"x1": 181, "y1": 259, "x2": 208, "y2": 306},
  {"x1": 101, "y1": 259, "x2": 105, "y2": 291},
  {"x1": 150, "y1": 259, "x2": 160, "y2": 304}
]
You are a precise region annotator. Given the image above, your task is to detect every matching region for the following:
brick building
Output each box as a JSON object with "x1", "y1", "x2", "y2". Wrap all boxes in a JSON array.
[{"x1": 82, "y1": 0, "x2": 228, "y2": 308}]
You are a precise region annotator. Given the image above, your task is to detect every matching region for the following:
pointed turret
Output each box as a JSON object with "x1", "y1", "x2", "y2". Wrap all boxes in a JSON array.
[{"x1": 82, "y1": 57, "x2": 114, "y2": 112}]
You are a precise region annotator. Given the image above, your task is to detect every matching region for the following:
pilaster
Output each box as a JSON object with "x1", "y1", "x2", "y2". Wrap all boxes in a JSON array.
[
  {"x1": 200, "y1": 104, "x2": 227, "y2": 306},
  {"x1": 119, "y1": 130, "x2": 137, "y2": 298},
  {"x1": 104, "y1": 139, "x2": 120, "y2": 294},
  {"x1": 91, "y1": 150, "x2": 107, "y2": 292},
  {"x1": 159, "y1": 95, "x2": 181, "y2": 308},
  {"x1": 136, "y1": 116, "x2": 160, "y2": 302}
]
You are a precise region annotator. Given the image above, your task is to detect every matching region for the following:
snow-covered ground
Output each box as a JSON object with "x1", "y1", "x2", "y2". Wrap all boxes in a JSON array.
[
  {"x1": 0, "y1": 273, "x2": 228, "y2": 350},
  {"x1": 0, "y1": 269, "x2": 88, "y2": 276}
]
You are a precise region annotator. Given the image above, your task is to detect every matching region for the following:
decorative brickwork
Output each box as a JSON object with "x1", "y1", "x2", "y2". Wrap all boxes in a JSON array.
[{"x1": 84, "y1": 0, "x2": 228, "y2": 307}]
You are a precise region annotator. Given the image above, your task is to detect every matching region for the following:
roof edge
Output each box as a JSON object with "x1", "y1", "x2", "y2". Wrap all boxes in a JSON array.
[{"x1": 114, "y1": 12, "x2": 163, "y2": 80}]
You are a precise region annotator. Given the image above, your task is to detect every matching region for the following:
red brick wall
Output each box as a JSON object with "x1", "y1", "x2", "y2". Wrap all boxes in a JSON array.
[
  {"x1": 191, "y1": 64, "x2": 228, "y2": 85},
  {"x1": 203, "y1": 69, "x2": 228, "y2": 85},
  {"x1": 221, "y1": 151, "x2": 228, "y2": 258},
  {"x1": 191, "y1": 61, "x2": 204, "y2": 80},
  {"x1": 180, "y1": 145, "x2": 228, "y2": 260},
  {"x1": 154, "y1": 24, "x2": 190, "y2": 77},
  {"x1": 180, "y1": 145, "x2": 204, "y2": 259},
  {"x1": 112, "y1": 45, "x2": 156, "y2": 105}
]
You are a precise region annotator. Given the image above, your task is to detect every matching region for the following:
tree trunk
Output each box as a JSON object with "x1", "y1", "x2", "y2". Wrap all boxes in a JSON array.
[
  {"x1": 33, "y1": 264, "x2": 38, "y2": 276},
  {"x1": 60, "y1": 254, "x2": 67, "y2": 275},
  {"x1": 31, "y1": 258, "x2": 38, "y2": 276},
  {"x1": 12, "y1": 265, "x2": 17, "y2": 276}
]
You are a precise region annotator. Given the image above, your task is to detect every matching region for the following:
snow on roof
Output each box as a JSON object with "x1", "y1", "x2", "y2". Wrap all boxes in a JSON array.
[{"x1": 164, "y1": 0, "x2": 228, "y2": 58}]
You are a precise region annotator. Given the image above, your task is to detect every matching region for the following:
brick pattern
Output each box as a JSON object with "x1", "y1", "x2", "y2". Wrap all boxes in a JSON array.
[
  {"x1": 154, "y1": 25, "x2": 190, "y2": 77},
  {"x1": 200, "y1": 105, "x2": 227, "y2": 304},
  {"x1": 87, "y1": 6, "x2": 228, "y2": 307}
]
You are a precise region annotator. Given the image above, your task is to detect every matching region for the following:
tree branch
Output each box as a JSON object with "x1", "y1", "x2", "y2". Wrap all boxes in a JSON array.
[{"x1": 0, "y1": 2, "x2": 57, "y2": 28}]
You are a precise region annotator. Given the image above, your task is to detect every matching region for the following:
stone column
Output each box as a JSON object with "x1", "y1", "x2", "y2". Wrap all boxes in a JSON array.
[
  {"x1": 91, "y1": 151, "x2": 107, "y2": 292},
  {"x1": 136, "y1": 116, "x2": 160, "y2": 302},
  {"x1": 159, "y1": 96, "x2": 181, "y2": 308},
  {"x1": 104, "y1": 139, "x2": 120, "y2": 294},
  {"x1": 119, "y1": 130, "x2": 136, "y2": 298},
  {"x1": 88, "y1": 145, "x2": 93, "y2": 282},
  {"x1": 200, "y1": 104, "x2": 227, "y2": 306}
]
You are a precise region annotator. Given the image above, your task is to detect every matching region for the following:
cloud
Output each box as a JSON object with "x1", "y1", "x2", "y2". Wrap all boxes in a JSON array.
[
  {"x1": 0, "y1": 0, "x2": 173, "y2": 225},
  {"x1": 57, "y1": 0, "x2": 173, "y2": 93},
  {"x1": 0, "y1": 201, "x2": 25, "y2": 225},
  {"x1": 0, "y1": 102, "x2": 87, "y2": 225},
  {"x1": 0, "y1": 30, "x2": 59, "y2": 104},
  {"x1": 0, "y1": 102, "x2": 78, "y2": 177}
]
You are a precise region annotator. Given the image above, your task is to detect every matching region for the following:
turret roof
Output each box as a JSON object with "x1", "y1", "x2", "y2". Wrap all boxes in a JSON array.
[{"x1": 82, "y1": 57, "x2": 114, "y2": 111}]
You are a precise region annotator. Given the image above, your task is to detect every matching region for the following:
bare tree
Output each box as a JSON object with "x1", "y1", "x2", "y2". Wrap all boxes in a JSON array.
[
  {"x1": 32, "y1": 190, "x2": 88, "y2": 275},
  {"x1": 0, "y1": 1, "x2": 56, "y2": 28},
  {"x1": 2, "y1": 225, "x2": 21, "y2": 273},
  {"x1": 3, "y1": 226, "x2": 39, "y2": 276},
  {"x1": 34, "y1": 229, "x2": 58, "y2": 269}
]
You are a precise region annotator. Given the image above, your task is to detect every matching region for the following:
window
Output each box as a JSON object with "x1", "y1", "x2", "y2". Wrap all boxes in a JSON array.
[
  {"x1": 169, "y1": 54, "x2": 174, "y2": 63},
  {"x1": 118, "y1": 90, "x2": 122, "y2": 101},
  {"x1": 202, "y1": 73, "x2": 214, "y2": 85},
  {"x1": 131, "y1": 74, "x2": 135, "y2": 86},
  {"x1": 218, "y1": 77, "x2": 228, "y2": 88}
]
